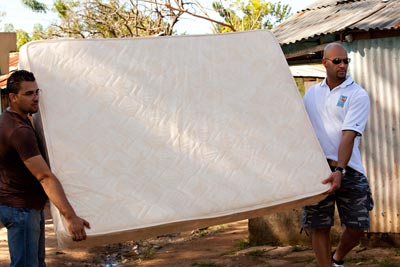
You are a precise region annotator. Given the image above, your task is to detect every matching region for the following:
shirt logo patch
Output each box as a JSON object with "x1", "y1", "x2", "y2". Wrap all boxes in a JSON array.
[{"x1": 337, "y1": 95, "x2": 348, "y2": 107}]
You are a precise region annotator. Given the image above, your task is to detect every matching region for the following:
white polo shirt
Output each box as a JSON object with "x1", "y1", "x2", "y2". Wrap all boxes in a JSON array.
[{"x1": 304, "y1": 76, "x2": 370, "y2": 174}]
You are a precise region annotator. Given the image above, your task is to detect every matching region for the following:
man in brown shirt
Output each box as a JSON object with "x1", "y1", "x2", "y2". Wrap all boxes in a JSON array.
[{"x1": 0, "y1": 70, "x2": 90, "y2": 267}]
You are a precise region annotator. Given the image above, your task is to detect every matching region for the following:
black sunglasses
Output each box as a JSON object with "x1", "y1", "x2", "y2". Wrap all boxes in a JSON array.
[{"x1": 325, "y1": 58, "x2": 351, "y2": 65}]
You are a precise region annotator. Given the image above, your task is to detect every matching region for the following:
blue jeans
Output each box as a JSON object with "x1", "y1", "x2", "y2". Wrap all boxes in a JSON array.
[{"x1": 0, "y1": 205, "x2": 46, "y2": 267}]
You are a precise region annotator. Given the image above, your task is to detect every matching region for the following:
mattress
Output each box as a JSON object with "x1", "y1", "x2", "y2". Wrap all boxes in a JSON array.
[{"x1": 19, "y1": 31, "x2": 330, "y2": 249}]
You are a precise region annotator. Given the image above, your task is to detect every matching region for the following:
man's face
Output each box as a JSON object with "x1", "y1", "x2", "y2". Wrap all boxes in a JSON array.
[
  {"x1": 322, "y1": 46, "x2": 349, "y2": 82},
  {"x1": 10, "y1": 81, "x2": 40, "y2": 115}
]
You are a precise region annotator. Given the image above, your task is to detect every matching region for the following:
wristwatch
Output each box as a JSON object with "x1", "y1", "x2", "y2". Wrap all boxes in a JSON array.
[{"x1": 334, "y1": 166, "x2": 346, "y2": 176}]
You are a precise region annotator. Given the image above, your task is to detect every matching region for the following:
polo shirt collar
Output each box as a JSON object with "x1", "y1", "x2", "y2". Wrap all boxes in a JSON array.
[{"x1": 321, "y1": 76, "x2": 354, "y2": 90}]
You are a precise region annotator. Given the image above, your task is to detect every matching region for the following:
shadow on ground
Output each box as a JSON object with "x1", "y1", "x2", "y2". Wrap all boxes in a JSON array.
[{"x1": 1, "y1": 219, "x2": 400, "y2": 267}]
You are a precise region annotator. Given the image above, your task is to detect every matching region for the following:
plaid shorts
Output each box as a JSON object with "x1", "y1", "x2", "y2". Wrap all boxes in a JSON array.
[{"x1": 302, "y1": 166, "x2": 374, "y2": 230}]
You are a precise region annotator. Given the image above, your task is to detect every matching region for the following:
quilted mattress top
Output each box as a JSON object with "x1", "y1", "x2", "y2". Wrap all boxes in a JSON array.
[{"x1": 19, "y1": 30, "x2": 330, "y2": 248}]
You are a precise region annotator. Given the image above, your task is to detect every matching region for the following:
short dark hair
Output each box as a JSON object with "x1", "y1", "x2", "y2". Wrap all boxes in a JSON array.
[{"x1": 6, "y1": 70, "x2": 36, "y2": 94}]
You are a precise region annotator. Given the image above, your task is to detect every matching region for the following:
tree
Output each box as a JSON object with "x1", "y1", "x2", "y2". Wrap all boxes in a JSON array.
[
  {"x1": 212, "y1": 0, "x2": 291, "y2": 32},
  {"x1": 16, "y1": 30, "x2": 32, "y2": 50},
  {"x1": 209, "y1": 0, "x2": 293, "y2": 246},
  {"x1": 21, "y1": 0, "x2": 47, "y2": 13},
  {"x1": 32, "y1": 23, "x2": 45, "y2": 40},
  {"x1": 3, "y1": 23, "x2": 15, "y2": 33},
  {"x1": 10, "y1": 0, "x2": 295, "y2": 40},
  {"x1": 45, "y1": 0, "x2": 202, "y2": 38},
  {"x1": 1, "y1": 22, "x2": 39, "y2": 49},
  {"x1": 15, "y1": 0, "x2": 293, "y2": 39}
]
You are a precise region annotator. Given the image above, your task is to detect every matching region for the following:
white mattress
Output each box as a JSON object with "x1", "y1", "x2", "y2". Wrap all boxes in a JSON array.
[{"x1": 19, "y1": 31, "x2": 330, "y2": 249}]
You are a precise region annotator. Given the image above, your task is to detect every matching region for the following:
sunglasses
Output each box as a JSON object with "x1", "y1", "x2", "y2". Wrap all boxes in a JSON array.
[{"x1": 325, "y1": 58, "x2": 351, "y2": 65}]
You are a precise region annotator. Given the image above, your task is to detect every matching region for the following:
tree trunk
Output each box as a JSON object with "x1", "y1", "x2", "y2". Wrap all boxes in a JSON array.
[{"x1": 248, "y1": 217, "x2": 281, "y2": 246}]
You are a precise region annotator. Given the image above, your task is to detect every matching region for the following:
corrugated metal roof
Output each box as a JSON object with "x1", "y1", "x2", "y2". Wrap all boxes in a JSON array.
[{"x1": 272, "y1": 0, "x2": 400, "y2": 45}]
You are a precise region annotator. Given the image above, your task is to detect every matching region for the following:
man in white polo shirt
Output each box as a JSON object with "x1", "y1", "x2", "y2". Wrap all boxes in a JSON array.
[{"x1": 302, "y1": 43, "x2": 374, "y2": 267}]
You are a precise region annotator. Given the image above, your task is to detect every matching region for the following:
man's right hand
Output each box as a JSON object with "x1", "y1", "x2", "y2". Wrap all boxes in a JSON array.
[
  {"x1": 322, "y1": 171, "x2": 342, "y2": 194},
  {"x1": 65, "y1": 215, "x2": 91, "y2": 242}
]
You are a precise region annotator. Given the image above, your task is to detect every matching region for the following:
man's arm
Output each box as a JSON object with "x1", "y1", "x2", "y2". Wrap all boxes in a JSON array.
[
  {"x1": 24, "y1": 155, "x2": 90, "y2": 241},
  {"x1": 322, "y1": 130, "x2": 357, "y2": 194}
]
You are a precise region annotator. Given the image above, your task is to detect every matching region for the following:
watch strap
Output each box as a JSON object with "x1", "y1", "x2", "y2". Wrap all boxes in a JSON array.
[{"x1": 334, "y1": 166, "x2": 346, "y2": 175}]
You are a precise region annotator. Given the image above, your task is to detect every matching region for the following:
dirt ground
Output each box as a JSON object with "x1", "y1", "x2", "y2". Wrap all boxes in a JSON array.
[{"x1": 1, "y1": 213, "x2": 400, "y2": 267}]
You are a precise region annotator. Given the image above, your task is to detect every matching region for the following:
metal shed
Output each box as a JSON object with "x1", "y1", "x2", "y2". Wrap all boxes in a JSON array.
[{"x1": 272, "y1": 0, "x2": 400, "y2": 235}]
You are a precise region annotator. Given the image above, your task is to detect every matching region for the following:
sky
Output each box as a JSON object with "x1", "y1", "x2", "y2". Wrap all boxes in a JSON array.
[{"x1": 0, "y1": 0, "x2": 316, "y2": 35}]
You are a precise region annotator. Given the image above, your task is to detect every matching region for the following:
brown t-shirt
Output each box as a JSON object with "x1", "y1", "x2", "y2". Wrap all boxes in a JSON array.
[{"x1": 0, "y1": 110, "x2": 48, "y2": 210}]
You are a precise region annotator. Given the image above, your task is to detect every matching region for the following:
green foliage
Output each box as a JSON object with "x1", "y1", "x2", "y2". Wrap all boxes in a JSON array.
[
  {"x1": 48, "y1": 0, "x2": 186, "y2": 38},
  {"x1": 5, "y1": 0, "x2": 293, "y2": 40},
  {"x1": 32, "y1": 23, "x2": 44, "y2": 40},
  {"x1": 0, "y1": 2, "x2": 48, "y2": 41},
  {"x1": 22, "y1": 0, "x2": 47, "y2": 13},
  {"x1": 220, "y1": 238, "x2": 251, "y2": 256},
  {"x1": 1, "y1": 22, "x2": 45, "y2": 47},
  {"x1": 51, "y1": 0, "x2": 84, "y2": 38},
  {"x1": 53, "y1": 0, "x2": 79, "y2": 18},
  {"x1": 236, "y1": 239, "x2": 251, "y2": 250},
  {"x1": 16, "y1": 30, "x2": 31, "y2": 51},
  {"x1": 54, "y1": 0, "x2": 70, "y2": 18},
  {"x1": 3, "y1": 23, "x2": 15, "y2": 32},
  {"x1": 212, "y1": 0, "x2": 291, "y2": 33}
]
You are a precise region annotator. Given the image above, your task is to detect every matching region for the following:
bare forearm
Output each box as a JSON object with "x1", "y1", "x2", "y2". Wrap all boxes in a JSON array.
[
  {"x1": 323, "y1": 130, "x2": 357, "y2": 194},
  {"x1": 24, "y1": 155, "x2": 90, "y2": 240},
  {"x1": 337, "y1": 131, "x2": 356, "y2": 168},
  {"x1": 40, "y1": 174, "x2": 90, "y2": 241},
  {"x1": 40, "y1": 175, "x2": 77, "y2": 220}
]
